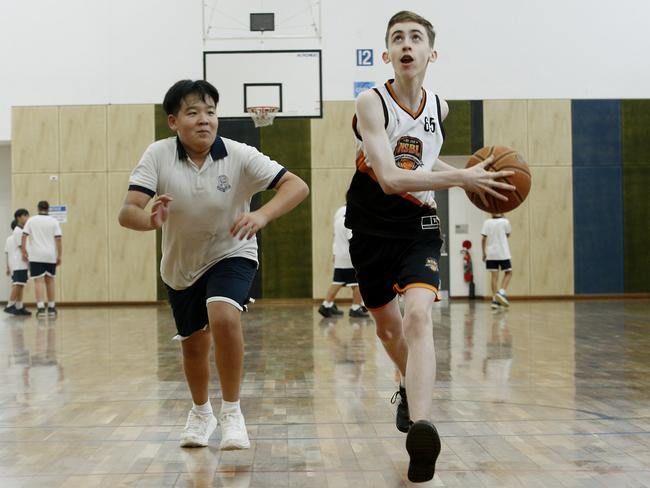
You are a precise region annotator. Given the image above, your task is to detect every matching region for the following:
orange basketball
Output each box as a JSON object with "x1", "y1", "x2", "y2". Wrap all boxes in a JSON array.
[{"x1": 465, "y1": 146, "x2": 531, "y2": 213}]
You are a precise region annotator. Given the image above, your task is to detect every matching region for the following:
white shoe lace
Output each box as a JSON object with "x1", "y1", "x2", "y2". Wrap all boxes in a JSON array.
[{"x1": 185, "y1": 410, "x2": 212, "y2": 438}]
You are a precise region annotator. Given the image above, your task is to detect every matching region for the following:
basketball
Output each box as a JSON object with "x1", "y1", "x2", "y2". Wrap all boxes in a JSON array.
[{"x1": 465, "y1": 146, "x2": 531, "y2": 213}]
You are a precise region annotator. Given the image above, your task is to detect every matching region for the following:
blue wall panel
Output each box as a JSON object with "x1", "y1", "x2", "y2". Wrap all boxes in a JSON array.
[
  {"x1": 572, "y1": 100, "x2": 621, "y2": 166},
  {"x1": 573, "y1": 166, "x2": 624, "y2": 293}
]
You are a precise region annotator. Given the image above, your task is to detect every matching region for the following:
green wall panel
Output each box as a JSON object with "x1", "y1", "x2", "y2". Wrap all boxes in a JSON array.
[
  {"x1": 155, "y1": 104, "x2": 175, "y2": 141},
  {"x1": 260, "y1": 120, "x2": 312, "y2": 298},
  {"x1": 440, "y1": 100, "x2": 471, "y2": 156},
  {"x1": 623, "y1": 165, "x2": 650, "y2": 292},
  {"x1": 622, "y1": 100, "x2": 650, "y2": 166},
  {"x1": 260, "y1": 168, "x2": 312, "y2": 298}
]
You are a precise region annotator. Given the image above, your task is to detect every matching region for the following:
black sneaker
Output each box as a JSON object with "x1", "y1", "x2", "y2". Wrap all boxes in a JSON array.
[
  {"x1": 391, "y1": 385, "x2": 411, "y2": 433},
  {"x1": 14, "y1": 307, "x2": 31, "y2": 316},
  {"x1": 406, "y1": 420, "x2": 441, "y2": 483},
  {"x1": 3, "y1": 305, "x2": 17, "y2": 314},
  {"x1": 330, "y1": 303, "x2": 344, "y2": 316},
  {"x1": 349, "y1": 305, "x2": 369, "y2": 317},
  {"x1": 47, "y1": 307, "x2": 58, "y2": 318},
  {"x1": 36, "y1": 307, "x2": 47, "y2": 318}
]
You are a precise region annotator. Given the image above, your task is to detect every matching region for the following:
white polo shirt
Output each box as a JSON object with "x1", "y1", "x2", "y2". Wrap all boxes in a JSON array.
[
  {"x1": 481, "y1": 217, "x2": 512, "y2": 261},
  {"x1": 332, "y1": 206, "x2": 353, "y2": 268},
  {"x1": 23, "y1": 215, "x2": 62, "y2": 264},
  {"x1": 129, "y1": 136, "x2": 286, "y2": 290},
  {"x1": 6, "y1": 227, "x2": 28, "y2": 271}
]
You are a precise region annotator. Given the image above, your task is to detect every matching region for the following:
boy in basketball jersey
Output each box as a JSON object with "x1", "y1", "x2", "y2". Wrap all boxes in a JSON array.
[
  {"x1": 345, "y1": 11, "x2": 515, "y2": 482},
  {"x1": 119, "y1": 80, "x2": 309, "y2": 451}
]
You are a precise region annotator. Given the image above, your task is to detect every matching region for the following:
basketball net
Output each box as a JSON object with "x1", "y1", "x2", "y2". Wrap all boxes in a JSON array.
[{"x1": 247, "y1": 106, "x2": 279, "y2": 127}]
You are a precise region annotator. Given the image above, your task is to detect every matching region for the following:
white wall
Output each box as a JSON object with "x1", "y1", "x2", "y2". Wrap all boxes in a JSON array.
[
  {"x1": 2, "y1": 0, "x2": 650, "y2": 140},
  {"x1": 0, "y1": 145, "x2": 12, "y2": 301}
]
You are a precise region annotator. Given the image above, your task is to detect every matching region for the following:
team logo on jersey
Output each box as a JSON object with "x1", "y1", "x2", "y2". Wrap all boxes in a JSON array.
[
  {"x1": 394, "y1": 136, "x2": 423, "y2": 170},
  {"x1": 216, "y1": 175, "x2": 231, "y2": 192},
  {"x1": 425, "y1": 257, "x2": 439, "y2": 273}
]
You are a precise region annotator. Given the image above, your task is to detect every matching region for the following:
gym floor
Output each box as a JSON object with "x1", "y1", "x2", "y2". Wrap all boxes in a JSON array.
[{"x1": 1, "y1": 299, "x2": 649, "y2": 487}]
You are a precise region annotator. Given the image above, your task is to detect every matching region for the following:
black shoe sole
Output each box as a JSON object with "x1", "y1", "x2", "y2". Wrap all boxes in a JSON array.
[
  {"x1": 406, "y1": 421, "x2": 441, "y2": 483},
  {"x1": 396, "y1": 418, "x2": 410, "y2": 433}
]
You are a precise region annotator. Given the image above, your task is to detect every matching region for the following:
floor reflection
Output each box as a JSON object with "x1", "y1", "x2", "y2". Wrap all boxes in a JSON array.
[{"x1": 0, "y1": 299, "x2": 648, "y2": 487}]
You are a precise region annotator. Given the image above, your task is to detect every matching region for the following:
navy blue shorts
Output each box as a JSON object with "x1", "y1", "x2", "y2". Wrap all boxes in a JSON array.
[
  {"x1": 349, "y1": 231, "x2": 443, "y2": 310},
  {"x1": 165, "y1": 257, "x2": 257, "y2": 339},
  {"x1": 29, "y1": 262, "x2": 56, "y2": 278},
  {"x1": 12, "y1": 269, "x2": 28, "y2": 285},
  {"x1": 486, "y1": 259, "x2": 512, "y2": 272},
  {"x1": 332, "y1": 268, "x2": 358, "y2": 286}
]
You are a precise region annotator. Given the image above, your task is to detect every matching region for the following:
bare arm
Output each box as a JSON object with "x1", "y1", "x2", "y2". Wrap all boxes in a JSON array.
[
  {"x1": 356, "y1": 90, "x2": 514, "y2": 203},
  {"x1": 481, "y1": 235, "x2": 487, "y2": 261},
  {"x1": 55, "y1": 236, "x2": 62, "y2": 266},
  {"x1": 231, "y1": 171, "x2": 309, "y2": 240},
  {"x1": 21, "y1": 234, "x2": 28, "y2": 262},
  {"x1": 118, "y1": 191, "x2": 172, "y2": 231}
]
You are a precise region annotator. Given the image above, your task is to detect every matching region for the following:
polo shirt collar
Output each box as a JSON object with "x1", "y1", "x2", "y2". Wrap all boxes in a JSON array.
[{"x1": 176, "y1": 136, "x2": 228, "y2": 162}]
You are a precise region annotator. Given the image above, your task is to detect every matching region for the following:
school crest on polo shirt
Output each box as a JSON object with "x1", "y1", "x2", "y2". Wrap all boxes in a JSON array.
[
  {"x1": 217, "y1": 175, "x2": 231, "y2": 192},
  {"x1": 394, "y1": 136, "x2": 423, "y2": 170}
]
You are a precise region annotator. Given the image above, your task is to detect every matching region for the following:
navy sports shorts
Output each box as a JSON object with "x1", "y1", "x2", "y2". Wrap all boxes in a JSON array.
[
  {"x1": 29, "y1": 262, "x2": 56, "y2": 278},
  {"x1": 332, "y1": 268, "x2": 358, "y2": 286},
  {"x1": 12, "y1": 269, "x2": 28, "y2": 285},
  {"x1": 349, "y1": 231, "x2": 443, "y2": 310},
  {"x1": 165, "y1": 257, "x2": 257, "y2": 339},
  {"x1": 486, "y1": 259, "x2": 512, "y2": 272}
]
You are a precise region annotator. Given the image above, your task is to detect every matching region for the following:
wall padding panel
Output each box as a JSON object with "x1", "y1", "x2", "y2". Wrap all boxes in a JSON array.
[
  {"x1": 529, "y1": 166, "x2": 574, "y2": 295},
  {"x1": 59, "y1": 172, "x2": 109, "y2": 302},
  {"x1": 440, "y1": 101, "x2": 471, "y2": 156},
  {"x1": 311, "y1": 167, "x2": 356, "y2": 299},
  {"x1": 108, "y1": 105, "x2": 155, "y2": 171},
  {"x1": 59, "y1": 106, "x2": 107, "y2": 172},
  {"x1": 623, "y1": 166, "x2": 650, "y2": 293},
  {"x1": 527, "y1": 100, "x2": 572, "y2": 166},
  {"x1": 11, "y1": 106, "x2": 59, "y2": 174},
  {"x1": 311, "y1": 101, "x2": 356, "y2": 169},
  {"x1": 572, "y1": 100, "x2": 621, "y2": 166},
  {"x1": 483, "y1": 100, "x2": 528, "y2": 156},
  {"x1": 621, "y1": 100, "x2": 650, "y2": 165}
]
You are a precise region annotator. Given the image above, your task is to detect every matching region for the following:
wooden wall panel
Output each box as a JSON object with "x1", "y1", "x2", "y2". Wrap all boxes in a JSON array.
[
  {"x1": 11, "y1": 106, "x2": 59, "y2": 174},
  {"x1": 527, "y1": 100, "x2": 572, "y2": 166},
  {"x1": 492, "y1": 202, "x2": 531, "y2": 297},
  {"x1": 311, "y1": 101, "x2": 356, "y2": 169},
  {"x1": 107, "y1": 172, "x2": 157, "y2": 301},
  {"x1": 529, "y1": 167, "x2": 574, "y2": 295},
  {"x1": 108, "y1": 105, "x2": 155, "y2": 171},
  {"x1": 311, "y1": 167, "x2": 356, "y2": 299},
  {"x1": 59, "y1": 106, "x2": 107, "y2": 172},
  {"x1": 59, "y1": 172, "x2": 109, "y2": 301},
  {"x1": 483, "y1": 101, "x2": 528, "y2": 156}
]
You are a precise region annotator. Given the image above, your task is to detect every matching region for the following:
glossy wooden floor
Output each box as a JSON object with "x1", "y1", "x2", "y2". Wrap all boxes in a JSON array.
[{"x1": 1, "y1": 299, "x2": 649, "y2": 487}]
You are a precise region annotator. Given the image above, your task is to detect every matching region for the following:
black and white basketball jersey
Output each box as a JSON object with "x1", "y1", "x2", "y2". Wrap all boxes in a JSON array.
[{"x1": 346, "y1": 79, "x2": 445, "y2": 238}]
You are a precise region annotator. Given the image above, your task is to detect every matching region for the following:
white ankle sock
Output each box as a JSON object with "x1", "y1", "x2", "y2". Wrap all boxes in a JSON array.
[
  {"x1": 221, "y1": 399, "x2": 240, "y2": 414},
  {"x1": 7, "y1": 301, "x2": 15, "y2": 307},
  {"x1": 322, "y1": 301, "x2": 333, "y2": 307},
  {"x1": 192, "y1": 400, "x2": 213, "y2": 415},
  {"x1": 16, "y1": 302, "x2": 23, "y2": 309},
  {"x1": 37, "y1": 302, "x2": 44, "y2": 309},
  {"x1": 351, "y1": 304, "x2": 361, "y2": 311},
  {"x1": 48, "y1": 302, "x2": 55, "y2": 308},
  {"x1": 499, "y1": 289, "x2": 506, "y2": 295}
]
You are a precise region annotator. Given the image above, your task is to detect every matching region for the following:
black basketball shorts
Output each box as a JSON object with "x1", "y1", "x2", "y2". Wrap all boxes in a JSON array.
[
  {"x1": 165, "y1": 257, "x2": 257, "y2": 340},
  {"x1": 349, "y1": 231, "x2": 443, "y2": 310}
]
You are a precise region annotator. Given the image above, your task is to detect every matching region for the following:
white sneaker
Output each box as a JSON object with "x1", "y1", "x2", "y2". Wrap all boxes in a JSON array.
[
  {"x1": 495, "y1": 291, "x2": 509, "y2": 306},
  {"x1": 218, "y1": 411, "x2": 250, "y2": 450},
  {"x1": 179, "y1": 409, "x2": 217, "y2": 447}
]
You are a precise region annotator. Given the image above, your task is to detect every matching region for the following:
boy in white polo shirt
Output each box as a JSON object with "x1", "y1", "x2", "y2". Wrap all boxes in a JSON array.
[
  {"x1": 4, "y1": 209, "x2": 31, "y2": 316},
  {"x1": 119, "y1": 79, "x2": 309, "y2": 450},
  {"x1": 22, "y1": 201, "x2": 62, "y2": 318}
]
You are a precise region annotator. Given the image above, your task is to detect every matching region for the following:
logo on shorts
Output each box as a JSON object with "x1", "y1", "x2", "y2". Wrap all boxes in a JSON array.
[
  {"x1": 217, "y1": 175, "x2": 231, "y2": 192},
  {"x1": 425, "y1": 257, "x2": 438, "y2": 272},
  {"x1": 394, "y1": 136, "x2": 423, "y2": 170}
]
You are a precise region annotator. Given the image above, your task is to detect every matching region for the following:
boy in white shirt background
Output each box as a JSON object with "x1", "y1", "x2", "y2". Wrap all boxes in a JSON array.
[
  {"x1": 4, "y1": 209, "x2": 31, "y2": 316},
  {"x1": 481, "y1": 214, "x2": 513, "y2": 307}
]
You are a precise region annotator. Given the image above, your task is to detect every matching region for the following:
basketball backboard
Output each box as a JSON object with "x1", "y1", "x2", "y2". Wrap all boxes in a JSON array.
[{"x1": 203, "y1": 50, "x2": 322, "y2": 119}]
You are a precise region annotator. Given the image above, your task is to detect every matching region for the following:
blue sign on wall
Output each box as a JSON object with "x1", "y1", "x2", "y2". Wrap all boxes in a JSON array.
[
  {"x1": 354, "y1": 81, "x2": 375, "y2": 97},
  {"x1": 356, "y1": 49, "x2": 373, "y2": 66}
]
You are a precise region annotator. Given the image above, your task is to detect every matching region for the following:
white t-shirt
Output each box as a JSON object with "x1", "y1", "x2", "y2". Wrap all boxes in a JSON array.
[
  {"x1": 6, "y1": 227, "x2": 28, "y2": 272},
  {"x1": 332, "y1": 206, "x2": 353, "y2": 269},
  {"x1": 23, "y1": 215, "x2": 62, "y2": 263},
  {"x1": 129, "y1": 136, "x2": 286, "y2": 290},
  {"x1": 481, "y1": 217, "x2": 511, "y2": 260}
]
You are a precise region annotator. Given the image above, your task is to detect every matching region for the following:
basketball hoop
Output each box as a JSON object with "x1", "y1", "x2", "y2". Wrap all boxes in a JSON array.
[{"x1": 247, "y1": 106, "x2": 279, "y2": 127}]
